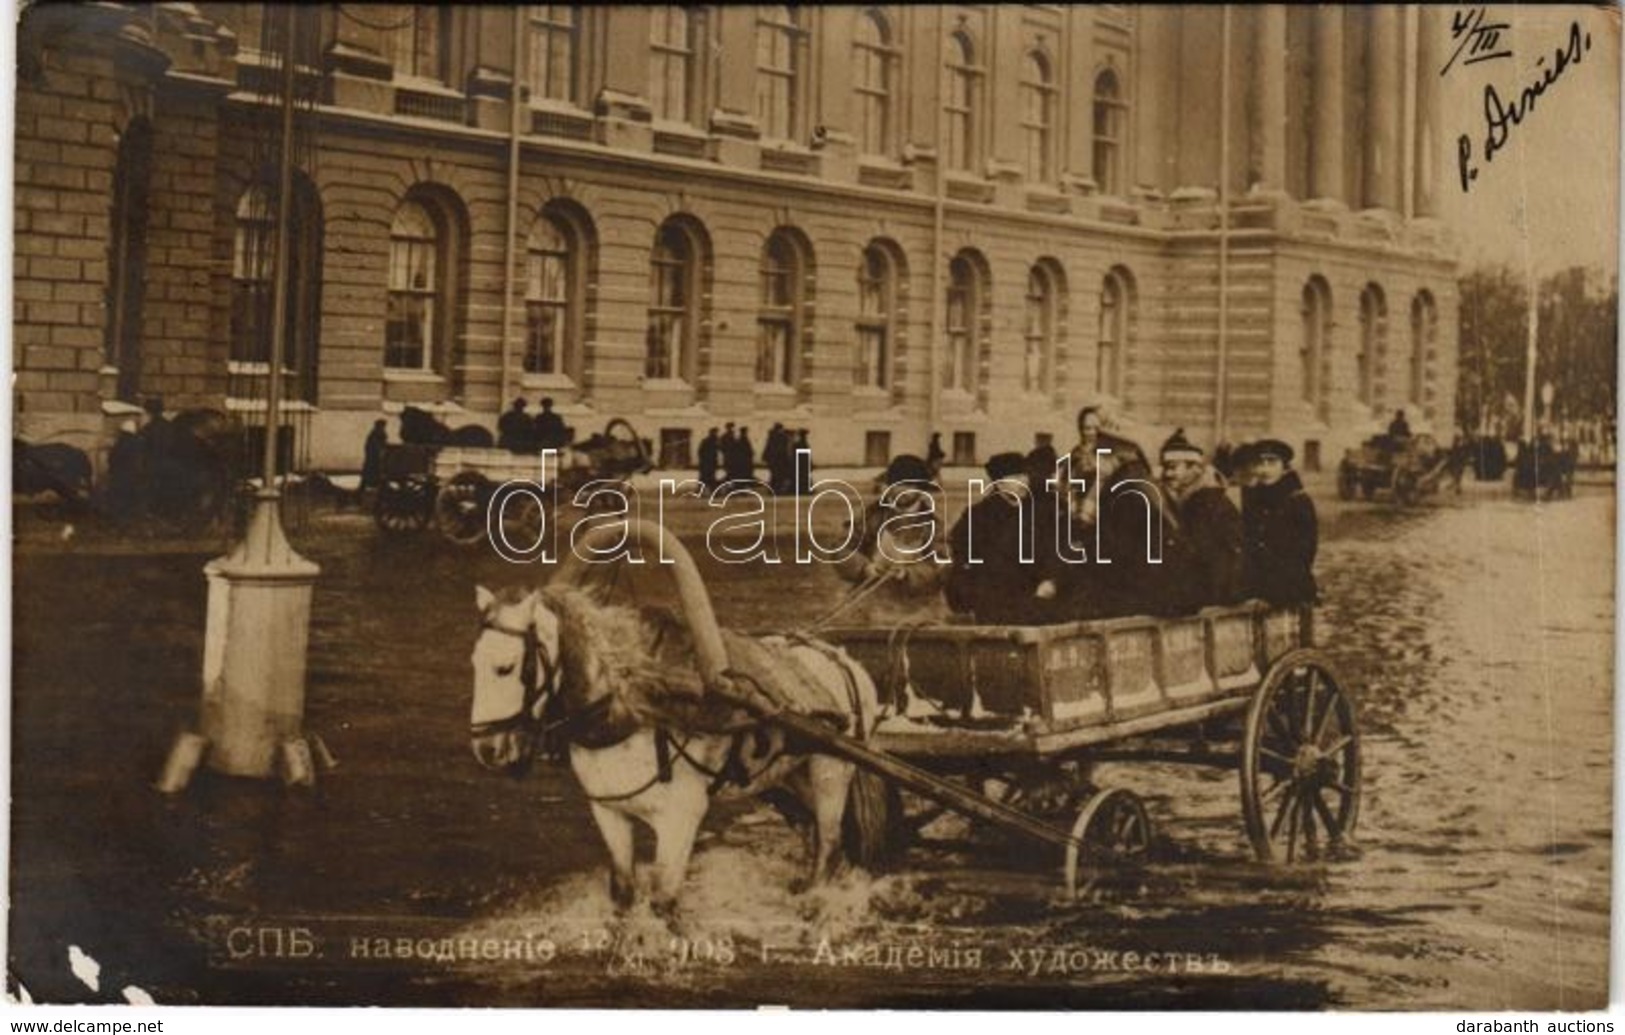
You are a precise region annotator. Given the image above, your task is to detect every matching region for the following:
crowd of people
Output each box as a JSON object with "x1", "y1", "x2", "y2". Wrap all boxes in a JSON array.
[
  {"x1": 496, "y1": 397, "x2": 573, "y2": 453},
  {"x1": 696, "y1": 423, "x2": 813, "y2": 491},
  {"x1": 844, "y1": 406, "x2": 1320, "y2": 626}
]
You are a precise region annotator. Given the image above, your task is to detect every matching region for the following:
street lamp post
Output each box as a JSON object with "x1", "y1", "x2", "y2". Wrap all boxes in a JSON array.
[{"x1": 159, "y1": 4, "x2": 323, "y2": 791}]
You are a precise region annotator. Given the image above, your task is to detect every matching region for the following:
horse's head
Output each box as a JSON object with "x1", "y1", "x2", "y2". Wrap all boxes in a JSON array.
[{"x1": 469, "y1": 585, "x2": 562, "y2": 776}]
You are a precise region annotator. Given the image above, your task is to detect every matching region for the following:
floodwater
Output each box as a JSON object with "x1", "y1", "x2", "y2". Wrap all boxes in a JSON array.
[{"x1": 8, "y1": 484, "x2": 1614, "y2": 1008}]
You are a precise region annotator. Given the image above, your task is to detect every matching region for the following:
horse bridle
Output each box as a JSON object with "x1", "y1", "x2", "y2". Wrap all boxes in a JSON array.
[{"x1": 469, "y1": 614, "x2": 559, "y2": 739}]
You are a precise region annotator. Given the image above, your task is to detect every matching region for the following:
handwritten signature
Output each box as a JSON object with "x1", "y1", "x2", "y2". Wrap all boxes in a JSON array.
[
  {"x1": 1442, "y1": 5, "x2": 1514, "y2": 75},
  {"x1": 1457, "y1": 20, "x2": 1593, "y2": 193}
]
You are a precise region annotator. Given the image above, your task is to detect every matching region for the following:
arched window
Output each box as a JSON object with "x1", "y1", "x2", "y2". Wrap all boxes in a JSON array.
[
  {"x1": 1357, "y1": 283, "x2": 1386, "y2": 409},
  {"x1": 945, "y1": 32, "x2": 978, "y2": 173},
  {"x1": 234, "y1": 179, "x2": 324, "y2": 400},
  {"x1": 1021, "y1": 51, "x2": 1054, "y2": 183},
  {"x1": 755, "y1": 6, "x2": 801, "y2": 141},
  {"x1": 1410, "y1": 291, "x2": 1436, "y2": 407},
  {"x1": 1093, "y1": 68, "x2": 1126, "y2": 194},
  {"x1": 527, "y1": 6, "x2": 578, "y2": 103},
  {"x1": 945, "y1": 251, "x2": 988, "y2": 394},
  {"x1": 856, "y1": 243, "x2": 896, "y2": 389},
  {"x1": 232, "y1": 187, "x2": 274, "y2": 366},
  {"x1": 650, "y1": 6, "x2": 696, "y2": 123},
  {"x1": 1301, "y1": 276, "x2": 1333, "y2": 417},
  {"x1": 105, "y1": 119, "x2": 152, "y2": 401},
  {"x1": 392, "y1": 6, "x2": 452, "y2": 84},
  {"x1": 1024, "y1": 263, "x2": 1065, "y2": 395},
  {"x1": 525, "y1": 207, "x2": 591, "y2": 378},
  {"x1": 854, "y1": 9, "x2": 894, "y2": 157},
  {"x1": 757, "y1": 229, "x2": 810, "y2": 387},
  {"x1": 1098, "y1": 267, "x2": 1134, "y2": 396},
  {"x1": 386, "y1": 200, "x2": 440, "y2": 370},
  {"x1": 647, "y1": 219, "x2": 703, "y2": 381}
]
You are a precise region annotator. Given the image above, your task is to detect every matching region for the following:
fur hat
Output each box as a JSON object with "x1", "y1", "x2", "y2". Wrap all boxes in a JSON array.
[
  {"x1": 1160, "y1": 427, "x2": 1204, "y2": 463},
  {"x1": 985, "y1": 452, "x2": 1026, "y2": 482},
  {"x1": 1251, "y1": 438, "x2": 1295, "y2": 464}
]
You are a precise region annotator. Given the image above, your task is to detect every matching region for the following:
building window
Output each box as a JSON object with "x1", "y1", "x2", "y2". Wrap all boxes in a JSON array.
[
  {"x1": 854, "y1": 9, "x2": 894, "y2": 157},
  {"x1": 386, "y1": 200, "x2": 439, "y2": 371},
  {"x1": 106, "y1": 119, "x2": 153, "y2": 402},
  {"x1": 524, "y1": 213, "x2": 576, "y2": 376},
  {"x1": 1410, "y1": 291, "x2": 1436, "y2": 407},
  {"x1": 647, "y1": 220, "x2": 701, "y2": 381},
  {"x1": 1021, "y1": 51, "x2": 1054, "y2": 183},
  {"x1": 526, "y1": 6, "x2": 577, "y2": 103},
  {"x1": 755, "y1": 5, "x2": 801, "y2": 141},
  {"x1": 1098, "y1": 267, "x2": 1134, "y2": 396},
  {"x1": 1301, "y1": 276, "x2": 1332, "y2": 417},
  {"x1": 757, "y1": 229, "x2": 809, "y2": 387},
  {"x1": 945, "y1": 251, "x2": 987, "y2": 394},
  {"x1": 392, "y1": 6, "x2": 452, "y2": 84},
  {"x1": 1358, "y1": 283, "x2": 1386, "y2": 409},
  {"x1": 1024, "y1": 263, "x2": 1062, "y2": 394},
  {"x1": 856, "y1": 244, "x2": 896, "y2": 389},
  {"x1": 1093, "y1": 68, "x2": 1126, "y2": 194},
  {"x1": 650, "y1": 6, "x2": 696, "y2": 123},
  {"x1": 945, "y1": 32, "x2": 979, "y2": 173},
  {"x1": 231, "y1": 187, "x2": 274, "y2": 365}
]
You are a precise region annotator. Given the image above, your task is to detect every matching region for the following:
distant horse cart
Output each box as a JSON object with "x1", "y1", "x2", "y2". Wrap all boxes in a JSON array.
[
  {"x1": 1337, "y1": 432, "x2": 1467, "y2": 506},
  {"x1": 374, "y1": 412, "x2": 653, "y2": 544},
  {"x1": 467, "y1": 521, "x2": 1362, "y2": 914}
]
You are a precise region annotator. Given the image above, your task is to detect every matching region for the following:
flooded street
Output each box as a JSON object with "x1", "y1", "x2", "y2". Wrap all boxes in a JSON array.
[{"x1": 8, "y1": 484, "x2": 1614, "y2": 1008}]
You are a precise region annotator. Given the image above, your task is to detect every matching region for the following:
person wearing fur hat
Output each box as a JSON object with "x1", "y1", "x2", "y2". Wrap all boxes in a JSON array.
[
  {"x1": 832, "y1": 451, "x2": 949, "y2": 620},
  {"x1": 945, "y1": 452, "x2": 1047, "y2": 624},
  {"x1": 1159, "y1": 428, "x2": 1245, "y2": 608},
  {"x1": 1239, "y1": 439, "x2": 1318, "y2": 606}
]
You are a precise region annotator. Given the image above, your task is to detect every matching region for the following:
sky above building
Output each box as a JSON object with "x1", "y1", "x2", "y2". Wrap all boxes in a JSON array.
[{"x1": 1435, "y1": 3, "x2": 1621, "y2": 278}]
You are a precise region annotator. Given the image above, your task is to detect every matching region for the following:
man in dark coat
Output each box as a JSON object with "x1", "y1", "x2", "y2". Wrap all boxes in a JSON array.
[
  {"x1": 1159, "y1": 428, "x2": 1244, "y2": 609},
  {"x1": 360, "y1": 418, "x2": 389, "y2": 490},
  {"x1": 1240, "y1": 438, "x2": 1318, "y2": 606},
  {"x1": 763, "y1": 422, "x2": 790, "y2": 492},
  {"x1": 532, "y1": 397, "x2": 571, "y2": 449},
  {"x1": 791, "y1": 428, "x2": 812, "y2": 494},
  {"x1": 697, "y1": 427, "x2": 721, "y2": 488},
  {"x1": 945, "y1": 452, "x2": 1045, "y2": 624},
  {"x1": 497, "y1": 398, "x2": 532, "y2": 451}
]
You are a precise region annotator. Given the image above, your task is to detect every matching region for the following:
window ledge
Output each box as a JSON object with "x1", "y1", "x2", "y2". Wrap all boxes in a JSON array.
[
  {"x1": 392, "y1": 75, "x2": 462, "y2": 97},
  {"x1": 857, "y1": 158, "x2": 912, "y2": 190},
  {"x1": 640, "y1": 377, "x2": 694, "y2": 391},
  {"x1": 518, "y1": 373, "x2": 579, "y2": 392},
  {"x1": 752, "y1": 382, "x2": 798, "y2": 397},
  {"x1": 383, "y1": 369, "x2": 446, "y2": 385}
]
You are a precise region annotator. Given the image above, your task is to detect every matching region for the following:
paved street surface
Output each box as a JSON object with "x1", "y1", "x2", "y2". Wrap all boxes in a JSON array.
[{"x1": 8, "y1": 478, "x2": 1614, "y2": 1008}]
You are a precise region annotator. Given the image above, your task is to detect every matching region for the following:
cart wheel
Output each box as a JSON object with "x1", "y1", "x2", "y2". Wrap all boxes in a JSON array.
[
  {"x1": 604, "y1": 418, "x2": 653, "y2": 474},
  {"x1": 1394, "y1": 470, "x2": 1420, "y2": 507},
  {"x1": 434, "y1": 472, "x2": 491, "y2": 546},
  {"x1": 489, "y1": 482, "x2": 547, "y2": 552},
  {"x1": 842, "y1": 771, "x2": 907, "y2": 869},
  {"x1": 1240, "y1": 649, "x2": 1360, "y2": 863},
  {"x1": 1336, "y1": 463, "x2": 1358, "y2": 501},
  {"x1": 374, "y1": 479, "x2": 431, "y2": 532},
  {"x1": 1062, "y1": 787, "x2": 1151, "y2": 897}
]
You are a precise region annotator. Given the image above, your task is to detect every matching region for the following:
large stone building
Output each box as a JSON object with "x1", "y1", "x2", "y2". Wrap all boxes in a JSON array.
[{"x1": 14, "y1": 4, "x2": 1457, "y2": 471}]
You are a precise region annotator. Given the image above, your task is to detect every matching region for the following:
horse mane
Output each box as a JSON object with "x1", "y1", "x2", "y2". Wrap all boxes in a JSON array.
[{"x1": 538, "y1": 586, "x2": 710, "y2": 727}]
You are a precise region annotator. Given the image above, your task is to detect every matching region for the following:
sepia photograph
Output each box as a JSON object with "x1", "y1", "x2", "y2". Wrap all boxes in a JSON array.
[{"x1": 7, "y1": 1, "x2": 1621, "y2": 1013}]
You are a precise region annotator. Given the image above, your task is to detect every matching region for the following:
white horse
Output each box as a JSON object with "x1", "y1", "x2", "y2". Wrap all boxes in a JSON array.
[{"x1": 468, "y1": 585, "x2": 879, "y2": 919}]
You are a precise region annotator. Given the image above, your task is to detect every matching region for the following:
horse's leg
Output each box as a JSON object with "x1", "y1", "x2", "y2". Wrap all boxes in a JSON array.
[
  {"x1": 648, "y1": 775, "x2": 708, "y2": 924},
  {"x1": 589, "y1": 802, "x2": 637, "y2": 912},
  {"x1": 804, "y1": 757, "x2": 858, "y2": 888}
]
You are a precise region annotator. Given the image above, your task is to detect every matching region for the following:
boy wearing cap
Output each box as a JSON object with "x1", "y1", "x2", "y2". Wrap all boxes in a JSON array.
[
  {"x1": 1239, "y1": 439, "x2": 1318, "y2": 607},
  {"x1": 946, "y1": 452, "x2": 1046, "y2": 624},
  {"x1": 1159, "y1": 429, "x2": 1245, "y2": 608}
]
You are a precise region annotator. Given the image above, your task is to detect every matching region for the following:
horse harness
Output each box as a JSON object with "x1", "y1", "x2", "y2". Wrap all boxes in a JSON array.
[{"x1": 475, "y1": 613, "x2": 865, "y2": 804}]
